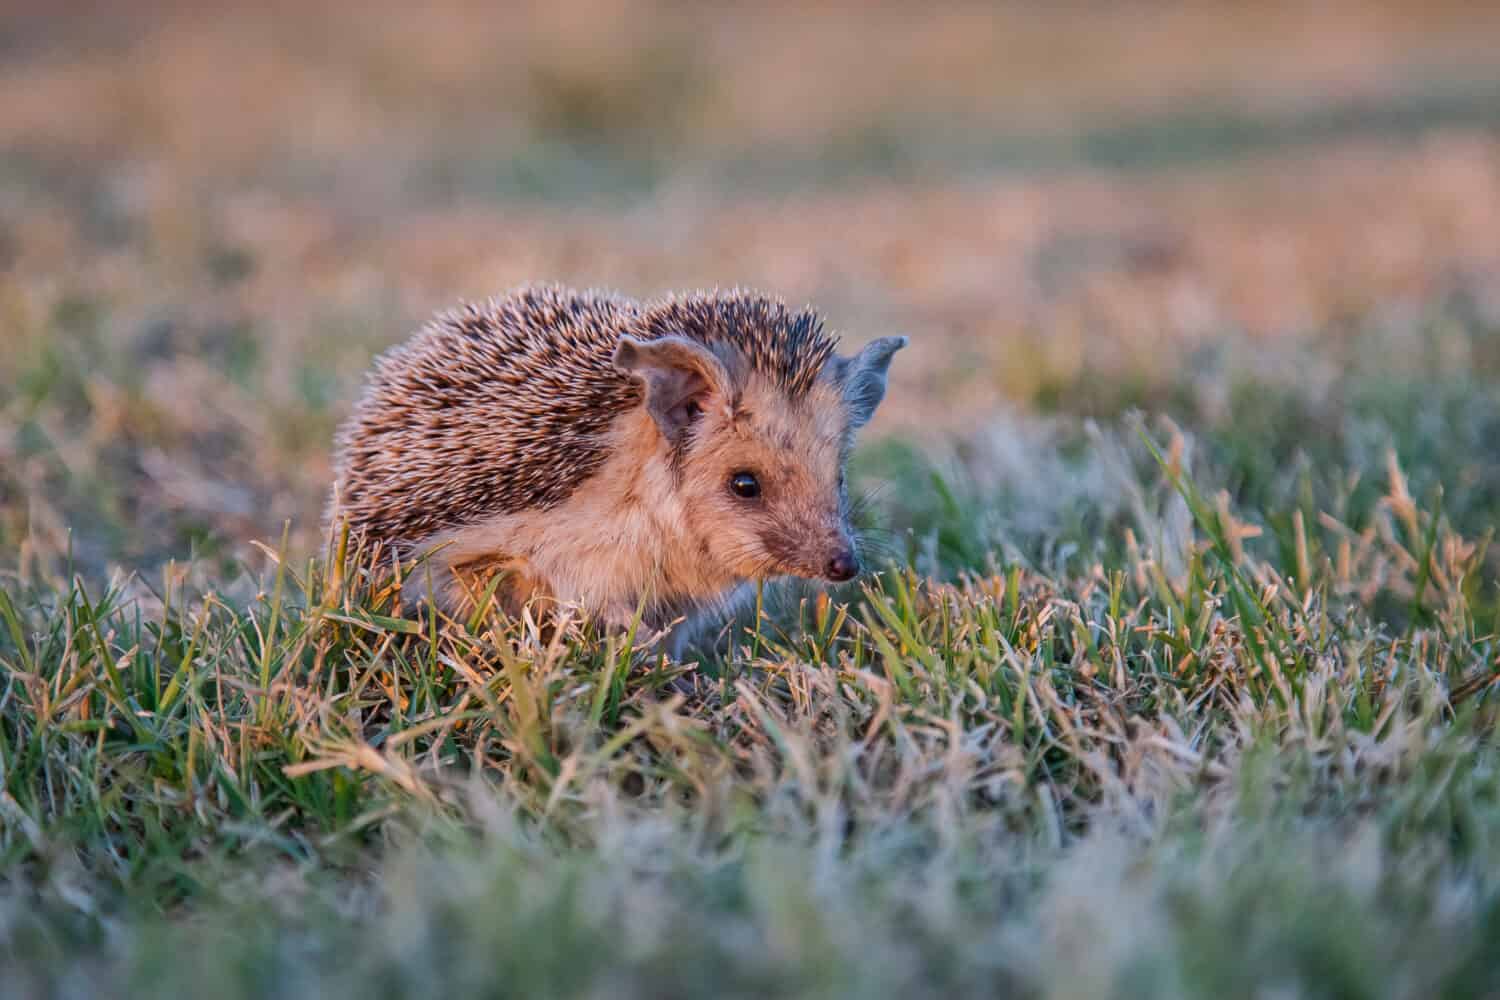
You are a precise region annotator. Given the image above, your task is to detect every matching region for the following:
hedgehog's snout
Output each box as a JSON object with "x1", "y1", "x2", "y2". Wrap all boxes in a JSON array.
[
  {"x1": 809, "y1": 524, "x2": 860, "y2": 583},
  {"x1": 754, "y1": 517, "x2": 859, "y2": 584},
  {"x1": 824, "y1": 549, "x2": 859, "y2": 583}
]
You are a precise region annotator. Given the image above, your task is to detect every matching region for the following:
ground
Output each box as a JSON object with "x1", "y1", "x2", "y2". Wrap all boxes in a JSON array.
[{"x1": 3, "y1": 3, "x2": 1500, "y2": 997}]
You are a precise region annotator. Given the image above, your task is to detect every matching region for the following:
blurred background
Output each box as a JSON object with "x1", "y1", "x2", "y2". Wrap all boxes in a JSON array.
[{"x1": 2, "y1": 0, "x2": 1499, "y2": 583}]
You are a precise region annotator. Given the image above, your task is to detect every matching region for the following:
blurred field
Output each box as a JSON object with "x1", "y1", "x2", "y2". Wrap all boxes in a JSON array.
[
  {"x1": 4, "y1": 3, "x2": 1500, "y2": 997},
  {"x1": 4, "y1": 0, "x2": 1500, "y2": 576}
]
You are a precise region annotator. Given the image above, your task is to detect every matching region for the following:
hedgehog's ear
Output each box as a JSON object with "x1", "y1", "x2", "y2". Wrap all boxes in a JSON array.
[
  {"x1": 613, "y1": 335, "x2": 733, "y2": 444},
  {"x1": 837, "y1": 335, "x2": 907, "y2": 431}
]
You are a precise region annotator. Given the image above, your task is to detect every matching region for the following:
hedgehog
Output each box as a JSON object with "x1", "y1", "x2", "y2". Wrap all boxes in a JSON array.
[{"x1": 329, "y1": 284, "x2": 906, "y2": 651}]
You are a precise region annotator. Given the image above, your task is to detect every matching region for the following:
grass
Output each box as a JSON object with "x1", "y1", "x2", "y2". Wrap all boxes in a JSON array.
[
  {"x1": 4, "y1": 332, "x2": 1500, "y2": 995},
  {"x1": 6, "y1": 3, "x2": 1500, "y2": 996}
]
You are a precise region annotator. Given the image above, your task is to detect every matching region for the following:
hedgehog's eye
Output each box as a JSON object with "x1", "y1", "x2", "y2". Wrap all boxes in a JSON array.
[{"x1": 729, "y1": 471, "x2": 761, "y2": 500}]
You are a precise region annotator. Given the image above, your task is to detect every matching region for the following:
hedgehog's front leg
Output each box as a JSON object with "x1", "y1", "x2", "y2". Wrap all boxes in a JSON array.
[{"x1": 642, "y1": 583, "x2": 756, "y2": 663}]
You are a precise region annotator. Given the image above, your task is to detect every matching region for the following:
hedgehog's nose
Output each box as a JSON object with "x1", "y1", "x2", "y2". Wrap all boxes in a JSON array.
[{"x1": 825, "y1": 551, "x2": 859, "y2": 583}]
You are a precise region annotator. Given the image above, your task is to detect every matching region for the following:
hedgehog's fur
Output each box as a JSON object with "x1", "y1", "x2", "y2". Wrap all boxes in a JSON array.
[
  {"x1": 629, "y1": 292, "x2": 838, "y2": 398},
  {"x1": 330, "y1": 283, "x2": 905, "y2": 649},
  {"x1": 333, "y1": 287, "x2": 641, "y2": 544}
]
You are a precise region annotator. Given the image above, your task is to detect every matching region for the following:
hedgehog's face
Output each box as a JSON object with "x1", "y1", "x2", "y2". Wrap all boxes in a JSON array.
[
  {"x1": 679, "y1": 379, "x2": 856, "y2": 583},
  {"x1": 615, "y1": 332, "x2": 905, "y2": 584}
]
